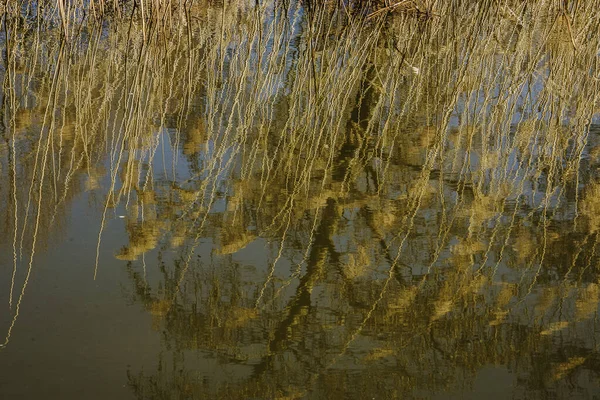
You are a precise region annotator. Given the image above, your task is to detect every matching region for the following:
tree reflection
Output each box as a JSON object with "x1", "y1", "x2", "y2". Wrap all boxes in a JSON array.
[{"x1": 2, "y1": 0, "x2": 600, "y2": 397}]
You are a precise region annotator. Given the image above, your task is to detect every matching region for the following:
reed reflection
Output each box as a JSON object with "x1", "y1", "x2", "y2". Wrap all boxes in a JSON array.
[{"x1": 1, "y1": 0, "x2": 600, "y2": 398}]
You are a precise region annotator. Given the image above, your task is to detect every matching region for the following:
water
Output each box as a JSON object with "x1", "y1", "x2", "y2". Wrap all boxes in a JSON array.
[{"x1": 1, "y1": 1, "x2": 600, "y2": 398}]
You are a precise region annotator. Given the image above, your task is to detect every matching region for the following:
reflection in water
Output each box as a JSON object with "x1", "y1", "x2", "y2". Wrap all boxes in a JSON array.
[{"x1": 1, "y1": 0, "x2": 600, "y2": 398}]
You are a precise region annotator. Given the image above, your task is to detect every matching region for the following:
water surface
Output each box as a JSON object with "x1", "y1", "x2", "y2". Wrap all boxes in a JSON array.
[{"x1": 1, "y1": 1, "x2": 600, "y2": 398}]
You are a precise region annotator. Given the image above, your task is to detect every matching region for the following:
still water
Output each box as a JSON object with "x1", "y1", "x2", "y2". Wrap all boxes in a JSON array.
[{"x1": 1, "y1": 0, "x2": 600, "y2": 398}]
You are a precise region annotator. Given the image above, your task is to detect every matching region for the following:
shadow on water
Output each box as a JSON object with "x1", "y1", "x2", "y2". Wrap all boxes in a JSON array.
[{"x1": 1, "y1": 0, "x2": 600, "y2": 398}]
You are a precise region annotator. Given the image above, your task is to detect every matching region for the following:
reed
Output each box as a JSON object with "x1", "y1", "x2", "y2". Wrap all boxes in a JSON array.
[{"x1": 1, "y1": 0, "x2": 600, "y2": 396}]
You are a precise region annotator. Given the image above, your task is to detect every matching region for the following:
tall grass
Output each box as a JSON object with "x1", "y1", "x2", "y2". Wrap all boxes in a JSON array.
[{"x1": 1, "y1": 0, "x2": 600, "y2": 397}]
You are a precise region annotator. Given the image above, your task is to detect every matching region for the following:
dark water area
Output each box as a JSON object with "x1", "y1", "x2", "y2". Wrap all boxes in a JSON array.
[{"x1": 1, "y1": 0, "x2": 600, "y2": 398}]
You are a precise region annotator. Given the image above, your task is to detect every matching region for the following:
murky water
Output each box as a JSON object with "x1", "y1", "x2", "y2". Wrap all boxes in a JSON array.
[{"x1": 2, "y1": 1, "x2": 600, "y2": 398}]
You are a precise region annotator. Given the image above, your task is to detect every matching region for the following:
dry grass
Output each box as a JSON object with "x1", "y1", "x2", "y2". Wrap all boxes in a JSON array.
[{"x1": 1, "y1": 0, "x2": 600, "y2": 396}]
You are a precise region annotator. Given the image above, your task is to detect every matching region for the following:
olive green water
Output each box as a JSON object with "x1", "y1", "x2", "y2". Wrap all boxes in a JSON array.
[{"x1": 1, "y1": 1, "x2": 600, "y2": 398}]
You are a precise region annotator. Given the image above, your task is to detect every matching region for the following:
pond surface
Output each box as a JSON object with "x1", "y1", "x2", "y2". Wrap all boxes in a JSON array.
[{"x1": 1, "y1": 1, "x2": 600, "y2": 398}]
